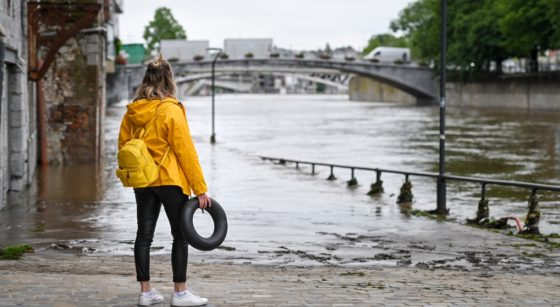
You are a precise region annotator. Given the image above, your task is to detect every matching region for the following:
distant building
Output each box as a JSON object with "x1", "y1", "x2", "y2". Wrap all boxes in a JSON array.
[
  {"x1": 270, "y1": 47, "x2": 294, "y2": 59},
  {"x1": 332, "y1": 46, "x2": 358, "y2": 60},
  {"x1": 121, "y1": 43, "x2": 147, "y2": 64},
  {"x1": 224, "y1": 38, "x2": 273, "y2": 59},
  {"x1": 160, "y1": 40, "x2": 209, "y2": 62}
]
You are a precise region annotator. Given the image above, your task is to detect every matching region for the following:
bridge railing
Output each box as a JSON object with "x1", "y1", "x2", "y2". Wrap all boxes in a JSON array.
[{"x1": 259, "y1": 155, "x2": 560, "y2": 235}]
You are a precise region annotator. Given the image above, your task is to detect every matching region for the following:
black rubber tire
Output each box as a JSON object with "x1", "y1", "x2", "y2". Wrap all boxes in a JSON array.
[{"x1": 179, "y1": 197, "x2": 228, "y2": 251}]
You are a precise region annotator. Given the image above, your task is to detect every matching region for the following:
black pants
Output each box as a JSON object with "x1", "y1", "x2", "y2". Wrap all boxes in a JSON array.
[{"x1": 133, "y1": 185, "x2": 189, "y2": 282}]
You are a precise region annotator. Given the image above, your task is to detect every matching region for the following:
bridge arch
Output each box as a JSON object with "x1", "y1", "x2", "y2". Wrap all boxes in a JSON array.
[{"x1": 125, "y1": 59, "x2": 437, "y2": 104}]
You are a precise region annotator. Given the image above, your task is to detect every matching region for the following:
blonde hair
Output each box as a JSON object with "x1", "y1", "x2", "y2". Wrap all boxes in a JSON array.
[{"x1": 134, "y1": 54, "x2": 176, "y2": 101}]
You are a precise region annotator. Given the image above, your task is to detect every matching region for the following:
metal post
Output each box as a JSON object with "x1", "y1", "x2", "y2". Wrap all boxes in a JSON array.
[
  {"x1": 207, "y1": 48, "x2": 222, "y2": 144},
  {"x1": 436, "y1": 0, "x2": 448, "y2": 214}
]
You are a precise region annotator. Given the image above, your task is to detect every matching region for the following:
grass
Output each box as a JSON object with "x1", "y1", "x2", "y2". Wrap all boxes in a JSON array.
[
  {"x1": 510, "y1": 233, "x2": 560, "y2": 249},
  {"x1": 411, "y1": 210, "x2": 448, "y2": 221},
  {"x1": 510, "y1": 243, "x2": 538, "y2": 248},
  {"x1": 0, "y1": 244, "x2": 33, "y2": 260}
]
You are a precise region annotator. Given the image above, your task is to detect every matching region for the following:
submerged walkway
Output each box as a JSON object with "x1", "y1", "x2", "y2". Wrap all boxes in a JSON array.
[{"x1": 1, "y1": 252, "x2": 559, "y2": 306}]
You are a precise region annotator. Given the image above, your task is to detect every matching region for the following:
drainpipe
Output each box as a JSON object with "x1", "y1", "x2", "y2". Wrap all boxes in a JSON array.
[{"x1": 36, "y1": 60, "x2": 47, "y2": 165}]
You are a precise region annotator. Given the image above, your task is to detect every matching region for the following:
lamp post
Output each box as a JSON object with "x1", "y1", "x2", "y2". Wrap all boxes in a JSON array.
[
  {"x1": 436, "y1": 0, "x2": 448, "y2": 214},
  {"x1": 207, "y1": 47, "x2": 222, "y2": 144}
]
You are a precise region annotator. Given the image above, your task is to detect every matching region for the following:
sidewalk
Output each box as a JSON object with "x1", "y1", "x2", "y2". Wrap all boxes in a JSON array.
[{"x1": 1, "y1": 252, "x2": 558, "y2": 306}]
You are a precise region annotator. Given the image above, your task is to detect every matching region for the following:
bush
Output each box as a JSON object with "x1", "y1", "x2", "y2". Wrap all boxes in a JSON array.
[
  {"x1": 245, "y1": 52, "x2": 254, "y2": 59},
  {"x1": 219, "y1": 53, "x2": 229, "y2": 60},
  {"x1": 295, "y1": 52, "x2": 304, "y2": 59},
  {"x1": 394, "y1": 59, "x2": 405, "y2": 65},
  {"x1": 193, "y1": 54, "x2": 204, "y2": 61},
  {"x1": 368, "y1": 58, "x2": 380, "y2": 63},
  {"x1": 345, "y1": 56, "x2": 356, "y2": 61},
  {"x1": 319, "y1": 53, "x2": 332, "y2": 60},
  {"x1": 270, "y1": 52, "x2": 280, "y2": 58},
  {"x1": 0, "y1": 244, "x2": 33, "y2": 260}
]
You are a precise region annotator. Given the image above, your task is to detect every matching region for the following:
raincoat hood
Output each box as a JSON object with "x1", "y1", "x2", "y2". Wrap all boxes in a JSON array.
[{"x1": 126, "y1": 97, "x2": 180, "y2": 126}]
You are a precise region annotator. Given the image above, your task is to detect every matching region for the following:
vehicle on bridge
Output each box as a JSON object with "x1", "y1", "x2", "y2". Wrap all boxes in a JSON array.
[{"x1": 365, "y1": 47, "x2": 411, "y2": 63}]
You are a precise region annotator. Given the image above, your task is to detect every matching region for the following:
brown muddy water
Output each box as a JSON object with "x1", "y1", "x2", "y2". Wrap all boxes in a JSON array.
[{"x1": 1, "y1": 95, "x2": 559, "y2": 272}]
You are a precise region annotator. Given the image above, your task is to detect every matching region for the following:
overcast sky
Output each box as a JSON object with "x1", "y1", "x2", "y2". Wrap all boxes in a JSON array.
[{"x1": 119, "y1": 0, "x2": 414, "y2": 51}]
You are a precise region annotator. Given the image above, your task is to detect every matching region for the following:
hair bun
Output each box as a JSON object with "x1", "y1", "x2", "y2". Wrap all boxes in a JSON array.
[{"x1": 152, "y1": 53, "x2": 165, "y2": 65}]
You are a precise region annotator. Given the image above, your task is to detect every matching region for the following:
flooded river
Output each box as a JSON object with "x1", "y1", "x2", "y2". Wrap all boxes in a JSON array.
[{"x1": 1, "y1": 94, "x2": 559, "y2": 268}]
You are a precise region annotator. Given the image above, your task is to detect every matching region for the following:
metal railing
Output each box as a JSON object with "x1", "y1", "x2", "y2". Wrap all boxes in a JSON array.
[{"x1": 259, "y1": 156, "x2": 560, "y2": 233}]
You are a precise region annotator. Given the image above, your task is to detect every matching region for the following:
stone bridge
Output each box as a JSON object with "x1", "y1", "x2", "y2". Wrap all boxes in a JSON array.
[{"x1": 124, "y1": 59, "x2": 437, "y2": 104}]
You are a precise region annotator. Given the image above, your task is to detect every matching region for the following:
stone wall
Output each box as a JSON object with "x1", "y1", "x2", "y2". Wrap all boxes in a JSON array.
[
  {"x1": 0, "y1": 0, "x2": 36, "y2": 208},
  {"x1": 349, "y1": 76, "x2": 416, "y2": 104},
  {"x1": 447, "y1": 77, "x2": 560, "y2": 111},
  {"x1": 42, "y1": 2, "x2": 107, "y2": 164}
]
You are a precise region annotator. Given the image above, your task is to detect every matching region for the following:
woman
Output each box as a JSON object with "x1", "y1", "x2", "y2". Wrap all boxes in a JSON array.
[{"x1": 118, "y1": 54, "x2": 211, "y2": 306}]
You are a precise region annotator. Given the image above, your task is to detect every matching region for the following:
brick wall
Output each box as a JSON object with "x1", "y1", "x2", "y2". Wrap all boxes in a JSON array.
[{"x1": 42, "y1": 1, "x2": 107, "y2": 164}]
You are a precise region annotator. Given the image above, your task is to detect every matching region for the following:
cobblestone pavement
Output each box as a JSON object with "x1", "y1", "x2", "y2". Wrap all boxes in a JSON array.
[{"x1": 1, "y1": 252, "x2": 559, "y2": 306}]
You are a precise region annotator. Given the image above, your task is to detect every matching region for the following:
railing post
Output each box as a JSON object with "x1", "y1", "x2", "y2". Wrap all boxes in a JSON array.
[
  {"x1": 326, "y1": 166, "x2": 337, "y2": 181},
  {"x1": 347, "y1": 168, "x2": 358, "y2": 186},
  {"x1": 467, "y1": 183, "x2": 489, "y2": 224},
  {"x1": 311, "y1": 164, "x2": 316, "y2": 175},
  {"x1": 520, "y1": 189, "x2": 541, "y2": 235},
  {"x1": 397, "y1": 174, "x2": 413, "y2": 204},
  {"x1": 367, "y1": 170, "x2": 384, "y2": 195}
]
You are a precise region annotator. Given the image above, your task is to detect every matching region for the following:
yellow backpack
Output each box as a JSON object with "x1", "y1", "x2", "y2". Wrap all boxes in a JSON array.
[{"x1": 115, "y1": 106, "x2": 171, "y2": 188}]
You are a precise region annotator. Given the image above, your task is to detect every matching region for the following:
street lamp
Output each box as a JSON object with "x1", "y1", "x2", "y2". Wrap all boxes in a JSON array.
[
  {"x1": 207, "y1": 47, "x2": 222, "y2": 144},
  {"x1": 436, "y1": 0, "x2": 448, "y2": 214}
]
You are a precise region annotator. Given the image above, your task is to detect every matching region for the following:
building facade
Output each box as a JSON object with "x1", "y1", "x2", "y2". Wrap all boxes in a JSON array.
[
  {"x1": 0, "y1": 0, "x2": 35, "y2": 208},
  {"x1": 160, "y1": 39, "x2": 209, "y2": 62},
  {"x1": 0, "y1": 0, "x2": 122, "y2": 207},
  {"x1": 224, "y1": 38, "x2": 273, "y2": 59}
]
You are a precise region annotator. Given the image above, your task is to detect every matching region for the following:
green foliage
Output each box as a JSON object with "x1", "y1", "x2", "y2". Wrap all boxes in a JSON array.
[
  {"x1": 390, "y1": 0, "x2": 439, "y2": 63},
  {"x1": 497, "y1": 0, "x2": 560, "y2": 72},
  {"x1": 389, "y1": 0, "x2": 560, "y2": 74},
  {"x1": 361, "y1": 34, "x2": 409, "y2": 56},
  {"x1": 143, "y1": 7, "x2": 187, "y2": 55},
  {"x1": 114, "y1": 38, "x2": 122, "y2": 55},
  {"x1": 0, "y1": 244, "x2": 33, "y2": 260}
]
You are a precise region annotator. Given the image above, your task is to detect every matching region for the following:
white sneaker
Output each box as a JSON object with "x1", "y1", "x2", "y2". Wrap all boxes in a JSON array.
[
  {"x1": 138, "y1": 288, "x2": 164, "y2": 306},
  {"x1": 170, "y1": 288, "x2": 208, "y2": 306}
]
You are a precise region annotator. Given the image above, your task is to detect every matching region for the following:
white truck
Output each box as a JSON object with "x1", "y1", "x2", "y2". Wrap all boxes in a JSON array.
[{"x1": 365, "y1": 47, "x2": 411, "y2": 63}]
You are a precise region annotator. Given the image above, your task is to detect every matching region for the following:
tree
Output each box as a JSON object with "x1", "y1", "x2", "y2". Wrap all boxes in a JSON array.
[
  {"x1": 447, "y1": 0, "x2": 509, "y2": 73},
  {"x1": 143, "y1": 7, "x2": 187, "y2": 55},
  {"x1": 361, "y1": 34, "x2": 409, "y2": 56},
  {"x1": 390, "y1": 0, "x2": 560, "y2": 74},
  {"x1": 497, "y1": 0, "x2": 559, "y2": 72},
  {"x1": 390, "y1": 0, "x2": 440, "y2": 64}
]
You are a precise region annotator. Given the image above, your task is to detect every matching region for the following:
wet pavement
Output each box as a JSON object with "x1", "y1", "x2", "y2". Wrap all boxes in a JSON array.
[
  {"x1": 2, "y1": 252, "x2": 559, "y2": 306},
  {"x1": 1, "y1": 94, "x2": 560, "y2": 305},
  {"x1": 1, "y1": 95, "x2": 559, "y2": 269}
]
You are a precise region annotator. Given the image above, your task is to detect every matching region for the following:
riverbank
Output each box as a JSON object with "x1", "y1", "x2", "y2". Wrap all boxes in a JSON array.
[{"x1": 0, "y1": 250, "x2": 558, "y2": 306}]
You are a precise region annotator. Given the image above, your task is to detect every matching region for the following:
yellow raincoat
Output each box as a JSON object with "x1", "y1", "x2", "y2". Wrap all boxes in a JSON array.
[{"x1": 118, "y1": 97, "x2": 207, "y2": 196}]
